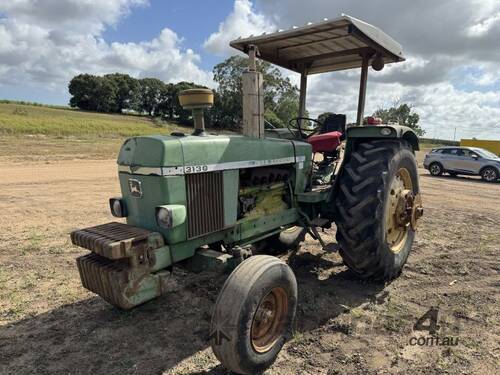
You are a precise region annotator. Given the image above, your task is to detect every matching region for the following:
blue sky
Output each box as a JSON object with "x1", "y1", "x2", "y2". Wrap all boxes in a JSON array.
[
  {"x1": 0, "y1": 0, "x2": 245, "y2": 104},
  {"x1": 103, "y1": 0, "x2": 236, "y2": 70}
]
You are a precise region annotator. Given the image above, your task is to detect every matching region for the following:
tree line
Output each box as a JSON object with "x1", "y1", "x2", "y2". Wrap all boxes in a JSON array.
[
  {"x1": 68, "y1": 73, "x2": 200, "y2": 123},
  {"x1": 68, "y1": 56, "x2": 300, "y2": 129},
  {"x1": 68, "y1": 56, "x2": 424, "y2": 135}
]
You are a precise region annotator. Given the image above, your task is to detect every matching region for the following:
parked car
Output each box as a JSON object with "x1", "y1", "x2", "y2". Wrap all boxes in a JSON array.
[{"x1": 423, "y1": 146, "x2": 500, "y2": 182}]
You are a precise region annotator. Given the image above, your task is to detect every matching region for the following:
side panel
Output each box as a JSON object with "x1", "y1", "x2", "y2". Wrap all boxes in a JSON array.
[
  {"x1": 223, "y1": 170, "x2": 239, "y2": 226},
  {"x1": 118, "y1": 136, "x2": 184, "y2": 167},
  {"x1": 120, "y1": 173, "x2": 187, "y2": 244},
  {"x1": 291, "y1": 140, "x2": 313, "y2": 193},
  {"x1": 180, "y1": 135, "x2": 295, "y2": 167}
]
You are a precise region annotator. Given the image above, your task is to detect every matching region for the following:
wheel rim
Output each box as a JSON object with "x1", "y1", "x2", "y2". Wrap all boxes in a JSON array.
[
  {"x1": 430, "y1": 164, "x2": 440, "y2": 175},
  {"x1": 386, "y1": 168, "x2": 414, "y2": 253},
  {"x1": 483, "y1": 169, "x2": 496, "y2": 181},
  {"x1": 251, "y1": 287, "x2": 288, "y2": 353}
]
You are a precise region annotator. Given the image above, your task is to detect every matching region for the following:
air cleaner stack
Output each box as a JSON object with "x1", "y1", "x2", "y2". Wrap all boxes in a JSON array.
[{"x1": 178, "y1": 88, "x2": 214, "y2": 136}]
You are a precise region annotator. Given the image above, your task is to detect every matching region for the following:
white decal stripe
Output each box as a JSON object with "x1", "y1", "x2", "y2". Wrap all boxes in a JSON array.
[
  {"x1": 118, "y1": 155, "x2": 306, "y2": 176},
  {"x1": 118, "y1": 165, "x2": 163, "y2": 175}
]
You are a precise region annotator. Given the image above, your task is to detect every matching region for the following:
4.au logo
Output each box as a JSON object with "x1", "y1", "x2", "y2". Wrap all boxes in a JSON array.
[{"x1": 410, "y1": 307, "x2": 459, "y2": 346}]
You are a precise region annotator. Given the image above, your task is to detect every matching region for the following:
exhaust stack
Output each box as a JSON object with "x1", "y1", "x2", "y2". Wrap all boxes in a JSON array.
[
  {"x1": 178, "y1": 89, "x2": 214, "y2": 136},
  {"x1": 242, "y1": 45, "x2": 264, "y2": 138}
]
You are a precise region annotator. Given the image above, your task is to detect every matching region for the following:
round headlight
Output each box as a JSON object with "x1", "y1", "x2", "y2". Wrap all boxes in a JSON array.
[
  {"x1": 109, "y1": 198, "x2": 126, "y2": 217},
  {"x1": 156, "y1": 207, "x2": 172, "y2": 228},
  {"x1": 380, "y1": 127, "x2": 392, "y2": 136},
  {"x1": 112, "y1": 200, "x2": 122, "y2": 217}
]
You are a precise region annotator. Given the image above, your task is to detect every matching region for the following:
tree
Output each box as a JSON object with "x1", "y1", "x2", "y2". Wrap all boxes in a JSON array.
[
  {"x1": 95, "y1": 76, "x2": 118, "y2": 113},
  {"x1": 105, "y1": 73, "x2": 139, "y2": 112},
  {"x1": 68, "y1": 74, "x2": 118, "y2": 113},
  {"x1": 211, "y1": 56, "x2": 246, "y2": 128},
  {"x1": 155, "y1": 83, "x2": 175, "y2": 119},
  {"x1": 264, "y1": 109, "x2": 284, "y2": 128},
  {"x1": 212, "y1": 55, "x2": 299, "y2": 129},
  {"x1": 373, "y1": 102, "x2": 425, "y2": 136},
  {"x1": 317, "y1": 112, "x2": 335, "y2": 124},
  {"x1": 136, "y1": 78, "x2": 165, "y2": 116},
  {"x1": 68, "y1": 73, "x2": 207, "y2": 122},
  {"x1": 69, "y1": 74, "x2": 100, "y2": 111},
  {"x1": 270, "y1": 88, "x2": 300, "y2": 128}
]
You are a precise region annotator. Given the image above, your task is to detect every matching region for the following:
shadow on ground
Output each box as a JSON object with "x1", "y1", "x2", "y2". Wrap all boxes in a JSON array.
[{"x1": 0, "y1": 252, "x2": 386, "y2": 375}]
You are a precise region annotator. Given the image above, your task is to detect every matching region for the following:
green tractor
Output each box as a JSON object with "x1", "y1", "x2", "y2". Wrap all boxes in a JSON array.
[{"x1": 71, "y1": 15, "x2": 423, "y2": 374}]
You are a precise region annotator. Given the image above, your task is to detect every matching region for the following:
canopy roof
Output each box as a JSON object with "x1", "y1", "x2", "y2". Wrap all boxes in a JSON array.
[{"x1": 230, "y1": 14, "x2": 405, "y2": 75}]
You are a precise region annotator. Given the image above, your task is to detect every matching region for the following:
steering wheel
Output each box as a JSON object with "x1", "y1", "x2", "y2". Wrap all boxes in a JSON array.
[{"x1": 287, "y1": 117, "x2": 323, "y2": 139}]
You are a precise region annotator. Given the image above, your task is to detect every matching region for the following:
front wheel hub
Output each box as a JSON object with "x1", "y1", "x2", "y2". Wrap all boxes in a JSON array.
[
  {"x1": 410, "y1": 193, "x2": 424, "y2": 230},
  {"x1": 251, "y1": 287, "x2": 288, "y2": 353}
]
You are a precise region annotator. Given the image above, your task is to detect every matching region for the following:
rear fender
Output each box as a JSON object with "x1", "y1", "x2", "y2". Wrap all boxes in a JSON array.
[
  {"x1": 345, "y1": 125, "x2": 419, "y2": 153},
  {"x1": 321, "y1": 125, "x2": 419, "y2": 219}
]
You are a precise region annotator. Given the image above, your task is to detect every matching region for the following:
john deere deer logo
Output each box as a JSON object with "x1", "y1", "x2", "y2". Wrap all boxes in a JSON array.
[{"x1": 128, "y1": 179, "x2": 142, "y2": 198}]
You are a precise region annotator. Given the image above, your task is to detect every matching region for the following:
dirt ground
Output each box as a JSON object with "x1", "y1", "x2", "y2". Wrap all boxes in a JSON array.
[{"x1": 0, "y1": 145, "x2": 499, "y2": 375}]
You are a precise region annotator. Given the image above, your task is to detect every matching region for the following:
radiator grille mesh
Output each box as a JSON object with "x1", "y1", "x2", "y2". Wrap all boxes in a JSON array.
[{"x1": 186, "y1": 172, "x2": 224, "y2": 238}]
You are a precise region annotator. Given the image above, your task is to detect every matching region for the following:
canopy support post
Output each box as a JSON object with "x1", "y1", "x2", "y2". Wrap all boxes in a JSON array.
[
  {"x1": 298, "y1": 72, "x2": 308, "y2": 124},
  {"x1": 356, "y1": 55, "x2": 369, "y2": 125}
]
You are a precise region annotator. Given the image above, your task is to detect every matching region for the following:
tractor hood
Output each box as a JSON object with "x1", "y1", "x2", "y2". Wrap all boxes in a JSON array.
[{"x1": 117, "y1": 134, "x2": 306, "y2": 176}]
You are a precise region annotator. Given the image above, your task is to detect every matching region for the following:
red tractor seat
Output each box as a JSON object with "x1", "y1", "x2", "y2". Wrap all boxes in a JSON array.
[{"x1": 307, "y1": 131, "x2": 342, "y2": 153}]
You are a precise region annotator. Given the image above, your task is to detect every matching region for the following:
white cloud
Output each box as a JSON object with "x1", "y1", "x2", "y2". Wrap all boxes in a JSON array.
[
  {"x1": 305, "y1": 72, "x2": 500, "y2": 141},
  {"x1": 467, "y1": 12, "x2": 500, "y2": 37},
  {"x1": 203, "y1": 0, "x2": 275, "y2": 56},
  {"x1": 0, "y1": 0, "x2": 148, "y2": 34},
  {"x1": 0, "y1": 0, "x2": 212, "y2": 99},
  {"x1": 253, "y1": 0, "x2": 500, "y2": 140}
]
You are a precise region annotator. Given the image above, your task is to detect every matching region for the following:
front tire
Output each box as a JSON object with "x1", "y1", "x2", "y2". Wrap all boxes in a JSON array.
[
  {"x1": 210, "y1": 255, "x2": 297, "y2": 374},
  {"x1": 480, "y1": 167, "x2": 498, "y2": 182},
  {"x1": 334, "y1": 140, "x2": 420, "y2": 280}
]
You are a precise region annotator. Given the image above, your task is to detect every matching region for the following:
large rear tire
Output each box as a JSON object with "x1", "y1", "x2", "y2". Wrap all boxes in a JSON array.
[
  {"x1": 334, "y1": 140, "x2": 420, "y2": 280},
  {"x1": 210, "y1": 255, "x2": 297, "y2": 374}
]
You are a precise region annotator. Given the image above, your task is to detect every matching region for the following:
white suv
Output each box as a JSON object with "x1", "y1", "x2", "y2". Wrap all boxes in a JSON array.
[{"x1": 423, "y1": 147, "x2": 500, "y2": 182}]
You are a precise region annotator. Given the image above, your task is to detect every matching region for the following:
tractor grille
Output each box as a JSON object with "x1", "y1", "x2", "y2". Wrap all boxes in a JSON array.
[{"x1": 186, "y1": 171, "x2": 224, "y2": 238}]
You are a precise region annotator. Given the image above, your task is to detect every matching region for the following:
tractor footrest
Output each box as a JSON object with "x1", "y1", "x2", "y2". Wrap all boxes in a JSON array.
[
  {"x1": 311, "y1": 217, "x2": 331, "y2": 228},
  {"x1": 70, "y1": 222, "x2": 164, "y2": 259},
  {"x1": 297, "y1": 187, "x2": 330, "y2": 203}
]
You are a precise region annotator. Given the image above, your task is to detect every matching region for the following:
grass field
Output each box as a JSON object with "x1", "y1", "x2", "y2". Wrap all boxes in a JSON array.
[
  {"x1": 0, "y1": 102, "x2": 182, "y2": 138},
  {"x1": 0, "y1": 102, "x2": 446, "y2": 146},
  {"x1": 0, "y1": 101, "x2": 447, "y2": 164}
]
